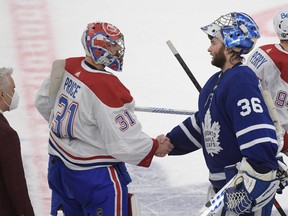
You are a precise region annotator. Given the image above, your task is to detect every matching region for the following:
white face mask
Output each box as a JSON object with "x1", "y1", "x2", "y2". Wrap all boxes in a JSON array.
[{"x1": 2, "y1": 91, "x2": 20, "y2": 111}]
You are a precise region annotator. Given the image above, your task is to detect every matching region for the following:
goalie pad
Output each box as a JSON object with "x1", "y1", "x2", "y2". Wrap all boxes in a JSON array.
[
  {"x1": 224, "y1": 158, "x2": 280, "y2": 214},
  {"x1": 128, "y1": 193, "x2": 141, "y2": 216}
]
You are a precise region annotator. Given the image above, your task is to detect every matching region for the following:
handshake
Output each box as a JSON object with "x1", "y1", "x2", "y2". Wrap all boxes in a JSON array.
[{"x1": 154, "y1": 134, "x2": 174, "y2": 157}]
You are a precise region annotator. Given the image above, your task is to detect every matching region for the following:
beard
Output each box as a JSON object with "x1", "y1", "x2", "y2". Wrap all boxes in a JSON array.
[{"x1": 211, "y1": 46, "x2": 226, "y2": 68}]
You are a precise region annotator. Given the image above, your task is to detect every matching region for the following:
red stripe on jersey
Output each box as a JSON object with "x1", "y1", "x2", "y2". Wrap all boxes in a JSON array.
[
  {"x1": 260, "y1": 44, "x2": 288, "y2": 84},
  {"x1": 283, "y1": 131, "x2": 288, "y2": 153},
  {"x1": 138, "y1": 138, "x2": 159, "y2": 167},
  {"x1": 50, "y1": 132, "x2": 114, "y2": 161},
  {"x1": 109, "y1": 166, "x2": 122, "y2": 216},
  {"x1": 65, "y1": 57, "x2": 133, "y2": 108}
]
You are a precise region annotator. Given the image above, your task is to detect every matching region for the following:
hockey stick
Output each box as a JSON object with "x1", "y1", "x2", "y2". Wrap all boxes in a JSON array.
[
  {"x1": 166, "y1": 39, "x2": 226, "y2": 215},
  {"x1": 166, "y1": 40, "x2": 202, "y2": 92},
  {"x1": 48, "y1": 60, "x2": 193, "y2": 116},
  {"x1": 166, "y1": 40, "x2": 225, "y2": 215},
  {"x1": 196, "y1": 176, "x2": 288, "y2": 216},
  {"x1": 196, "y1": 176, "x2": 236, "y2": 216},
  {"x1": 166, "y1": 40, "x2": 287, "y2": 215},
  {"x1": 262, "y1": 90, "x2": 284, "y2": 152},
  {"x1": 274, "y1": 199, "x2": 287, "y2": 216},
  {"x1": 262, "y1": 90, "x2": 287, "y2": 216},
  {"x1": 135, "y1": 106, "x2": 194, "y2": 115},
  {"x1": 135, "y1": 40, "x2": 199, "y2": 117}
]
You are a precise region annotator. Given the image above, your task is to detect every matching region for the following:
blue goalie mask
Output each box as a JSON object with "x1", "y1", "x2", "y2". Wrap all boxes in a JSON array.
[{"x1": 201, "y1": 12, "x2": 260, "y2": 55}]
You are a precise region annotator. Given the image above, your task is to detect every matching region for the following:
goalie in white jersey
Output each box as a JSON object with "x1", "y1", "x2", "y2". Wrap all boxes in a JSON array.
[
  {"x1": 246, "y1": 9, "x2": 288, "y2": 156},
  {"x1": 35, "y1": 21, "x2": 173, "y2": 216}
]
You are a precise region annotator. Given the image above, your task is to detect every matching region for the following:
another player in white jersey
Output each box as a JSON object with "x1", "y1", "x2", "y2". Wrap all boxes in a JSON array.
[
  {"x1": 35, "y1": 21, "x2": 173, "y2": 216},
  {"x1": 247, "y1": 9, "x2": 288, "y2": 156}
]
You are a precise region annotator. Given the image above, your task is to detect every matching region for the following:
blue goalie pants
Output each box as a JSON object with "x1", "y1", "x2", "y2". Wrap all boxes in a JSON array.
[{"x1": 48, "y1": 155, "x2": 131, "y2": 216}]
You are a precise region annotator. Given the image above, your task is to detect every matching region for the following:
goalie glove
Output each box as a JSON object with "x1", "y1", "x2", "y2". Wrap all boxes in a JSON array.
[{"x1": 224, "y1": 158, "x2": 280, "y2": 214}]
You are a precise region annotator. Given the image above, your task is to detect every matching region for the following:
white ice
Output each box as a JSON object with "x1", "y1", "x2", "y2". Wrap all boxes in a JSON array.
[{"x1": 0, "y1": 0, "x2": 287, "y2": 215}]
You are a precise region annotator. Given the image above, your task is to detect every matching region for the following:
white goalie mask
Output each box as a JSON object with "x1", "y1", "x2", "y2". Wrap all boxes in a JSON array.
[{"x1": 273, "y1": 9, "x2": 288, "y2": 40}]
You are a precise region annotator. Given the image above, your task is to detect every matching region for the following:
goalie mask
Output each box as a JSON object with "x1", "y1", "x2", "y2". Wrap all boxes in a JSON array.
[
  {"x1": 81, "y1": 22, "x2": 125, "y2": 72},
  {"x1": 273, "y1": 9, "x2": 288, "y2": 40},
  {"x1": 201, "y1": 12, "x2": 260, "y2": 55}
]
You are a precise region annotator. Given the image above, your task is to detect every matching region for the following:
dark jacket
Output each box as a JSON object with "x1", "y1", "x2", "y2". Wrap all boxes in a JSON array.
[{"x1": 0, "y1": 113, "x2": 35, "y2": 216}]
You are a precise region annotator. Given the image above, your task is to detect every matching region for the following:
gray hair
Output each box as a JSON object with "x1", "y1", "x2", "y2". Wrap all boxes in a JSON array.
[{"x1": 0, "y1": 67, "x2": 13, "y2": 91}]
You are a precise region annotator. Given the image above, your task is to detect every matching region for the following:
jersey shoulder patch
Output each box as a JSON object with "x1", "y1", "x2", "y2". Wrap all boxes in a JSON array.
[{"x1": 260, "y1": 44, "x2": 288, "y2": 83}]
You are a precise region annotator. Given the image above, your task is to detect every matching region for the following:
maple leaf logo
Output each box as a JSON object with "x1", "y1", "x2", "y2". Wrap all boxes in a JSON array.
[{"x1": 202, "y1": 109, "x2": 223, "y2": 157}]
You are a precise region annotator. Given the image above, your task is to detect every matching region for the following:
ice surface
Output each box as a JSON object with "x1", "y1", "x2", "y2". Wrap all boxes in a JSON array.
[{"x1": 0, "y1": 0, "x2": 287, "y2": 215}]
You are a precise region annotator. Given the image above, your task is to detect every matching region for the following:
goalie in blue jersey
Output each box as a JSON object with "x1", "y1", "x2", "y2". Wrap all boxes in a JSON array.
[{"x1": 164, "y1": 12, "x2": 287, "y2": 215}]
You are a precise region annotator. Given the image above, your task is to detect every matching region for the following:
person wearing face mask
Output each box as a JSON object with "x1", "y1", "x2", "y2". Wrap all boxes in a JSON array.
[{"x1": 0, "y1": 67, "x2": 35, "y2": 216}]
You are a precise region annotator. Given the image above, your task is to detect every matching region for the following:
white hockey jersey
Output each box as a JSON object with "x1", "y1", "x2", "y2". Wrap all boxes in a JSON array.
[
  {"x1": 247, "y1": 44, "x2": 288, "y2": 131},
  {"x1": 35, "y1": 57, "x2": 158, "y2": 170}
]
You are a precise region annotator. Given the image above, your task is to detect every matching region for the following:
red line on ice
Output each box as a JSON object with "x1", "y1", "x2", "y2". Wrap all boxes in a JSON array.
[
  {"x1": 9, "y1": 0, "x2": 55, "y2": 214},
  {"x1": 252, "y1": 4, "x2": 288, "y2": 37}
]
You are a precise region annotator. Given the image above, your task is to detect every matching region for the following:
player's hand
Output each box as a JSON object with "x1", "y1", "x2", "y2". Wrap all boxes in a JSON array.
[{"x1": 155, "y1": 134, "x2": 174, "y2": 157}]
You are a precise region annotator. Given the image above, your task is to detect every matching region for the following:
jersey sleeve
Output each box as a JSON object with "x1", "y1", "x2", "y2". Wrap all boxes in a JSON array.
[
  {"x1": 246, "y1": 46, "x2": 276, "y2": 90},
  {"x1": 95, "y1": 100, "x2": 158, "y2": 167},
  {"x1": 246, "y1": 47, "x2": 265, "y2": 81},
  {"x1": 166, "y1": 112, "x2": 202, "y2": 155},
  {"x1": 224, "y1": 70, "x2": 279, "y2": 171}
]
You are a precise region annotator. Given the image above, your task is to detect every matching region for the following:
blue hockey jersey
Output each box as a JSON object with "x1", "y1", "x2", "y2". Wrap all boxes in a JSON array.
[{"x1": 167, "y1": 63, "x2": 279, "y2": 188}]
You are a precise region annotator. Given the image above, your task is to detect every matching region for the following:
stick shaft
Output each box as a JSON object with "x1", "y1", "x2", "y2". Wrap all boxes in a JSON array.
[
  {"x1": 166, "y1": 40, "x2": 202, "y2": 92},
  {"x1": 135, "y1": 106, "x2": 194, "y2": 115},
  {"x1": 274, "y1": 199, "x2": 287, "y2": 216}
]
